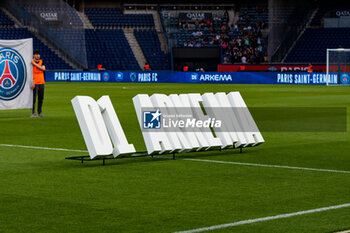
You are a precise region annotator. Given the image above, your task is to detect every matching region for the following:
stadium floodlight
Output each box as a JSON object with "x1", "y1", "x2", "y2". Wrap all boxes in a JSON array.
[{"x1": 326, "y1": 48, "x2": 350, "y2": 86}]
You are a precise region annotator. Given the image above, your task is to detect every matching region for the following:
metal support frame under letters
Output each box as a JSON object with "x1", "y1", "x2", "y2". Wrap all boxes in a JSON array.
[{"x1": 65, "y1": 147, "x2": 244, "y2": 165}]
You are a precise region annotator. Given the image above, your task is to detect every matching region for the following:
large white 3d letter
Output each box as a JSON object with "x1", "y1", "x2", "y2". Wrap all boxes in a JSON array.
[
  {"x1": 97, "y1": 96, "x2": 136, "y2": 157},
  {"x1": 186, "y1": 93, "x2": 222, "y2": 149},
  {"x1": 227, "y1": 92, "x2": 264, "y2": 146},
  {"x1": 178, "y1": 94, "x2": 211, "y2": 151},
  {"x1": 202, "y1": 92, "x2": 236, "y2": 149},
  {"x1": 150, "y1": 94, "x2": 192, "y2": 153},
  {"x1": 71, "y1": 96, "x2": 113, "y2": 159},
  {"x1": 214, "y1": 92, "x2": 248, "y2": 148},
  {"x1": 133, "y1": 94, "x2": 173, "y2": 155},
  {"x1": 169, "y1": 94, "x2": 200, "y2": 151}
]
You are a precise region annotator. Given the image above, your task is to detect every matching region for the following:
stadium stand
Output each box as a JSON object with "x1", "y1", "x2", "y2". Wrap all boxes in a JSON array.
[
  {"x1": 309, "y1": 6, "x2": 349, "y2": 27},
  {"x1": 24, "y1": 5, "x2": 83, "y2": 27},
  {"x1": 0, "y1": 28, "x2": 72, "y2": 70},
  {"x1": 85, "y1": 8, "x2": 155, "y2": 28},
  {"x1": 134, "y1": 29, "x2": 170, "y2": 70},
  {"x1": 269, "y1": 5, "x2": 313, "y2": 62},
  {"x1": 161, "y1": 9, "x2": 230, "y2": 47},
  {"x1": 44, "y1": 28, "x2": 87, "y2": 68},
  {"x1": 84, "y1": 7, "x2": 171, "y2": 70},
  {"x1": 0, "y1": 9, "x2": 14, "y2": 27},
  {"x1": 3, "y1": 3, "x2": 311, "y2": 69},
  {"x1": 238, "y1": 6, "x2": 267, "y2": 28},
  {"x1": 85, "y1": 29, "x2": 140, "y2": 70},
  {"x1": 1, "y1": 3, "x2": 172, "y2": 70},
  {"x1": 284, "y1": 28, "x2": 350, "y2": 63},
  {"x1": 309, "y1": 7, "x2": 329, "y2": 27},
  {"x1": 221, "y1": 6, "x2": 270, "y2": 64}
]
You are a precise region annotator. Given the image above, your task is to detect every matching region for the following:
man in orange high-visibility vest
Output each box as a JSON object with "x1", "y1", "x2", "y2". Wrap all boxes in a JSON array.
[
  {"x1": 31, "y1": 50, "x2": 46, "y2": 118},
  {"x1": 308, "y1": 63, "x2": 313, "y2": 73}
]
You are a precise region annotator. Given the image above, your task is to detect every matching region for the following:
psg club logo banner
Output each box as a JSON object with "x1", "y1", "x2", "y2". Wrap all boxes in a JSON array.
[
  {"x1": 0, "y1": 48, "x2": 27, "y2": 100},
  {"x1": 0, "y1": 39, "x2": 33, "y2": 109},
  {"x1": 340, "y1": 73, "x2": 350, "y2": 84}
]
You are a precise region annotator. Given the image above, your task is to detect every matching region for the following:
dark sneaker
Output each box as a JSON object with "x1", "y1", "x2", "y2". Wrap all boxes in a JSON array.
[
  {"x1": 31, "y1": 114, "x2": 38, "y2": 118},
  {"x1": 38, "y1": 113, "x2": 45, "y2": 118}
]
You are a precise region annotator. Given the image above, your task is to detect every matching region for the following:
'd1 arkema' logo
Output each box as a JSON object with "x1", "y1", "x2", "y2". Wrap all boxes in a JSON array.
[
  {"x1": 191, "y1": 73, "x2": 198, "y2": 80},
  {"x1": 0, "y1": 48, "x2": 27, "y2": 100}
]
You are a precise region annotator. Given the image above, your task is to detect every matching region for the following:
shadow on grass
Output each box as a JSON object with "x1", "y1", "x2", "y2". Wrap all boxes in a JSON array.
[{"x1": 61, "y1": 146, "x2": 261, "y2": 168}]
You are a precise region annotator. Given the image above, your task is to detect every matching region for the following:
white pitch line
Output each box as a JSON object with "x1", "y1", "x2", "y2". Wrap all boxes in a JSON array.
[
  {"x1": 1, "y1": 143, "x2": 350, "y2": 174},
  {"x1": 0, "y1": 143, "x2": 87, "y2": 153},
  {"x1": 183, "y1": 158, "x2": 350, "y2": 174},
  {"x1": 173, "y1": 203, "x2": 350, "y2": 233}
]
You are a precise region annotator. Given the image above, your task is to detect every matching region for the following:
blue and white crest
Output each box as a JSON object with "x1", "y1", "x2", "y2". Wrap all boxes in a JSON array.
[
  {"x1": 130, "y1": 72, "x2": 137, "y2": 82},
  {"x1": 340, "y1": 73, "x2": 350, "y2": 84},
  {"x1": 102, "y1": 72, "x2": 109, "y2": 82},
  {"x1": 0, "y1": 48, "x2": 27, "y2": 101}
]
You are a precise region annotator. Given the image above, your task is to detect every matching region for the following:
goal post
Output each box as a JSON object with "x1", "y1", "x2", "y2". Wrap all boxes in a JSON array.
[{"x1": 326, "y1": 48, "x2": 350, "y2": 85}]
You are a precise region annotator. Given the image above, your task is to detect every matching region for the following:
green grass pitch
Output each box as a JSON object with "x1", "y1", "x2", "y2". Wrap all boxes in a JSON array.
[{"x1": 0, "y1": 82, "x2": 349, "y2": 233}]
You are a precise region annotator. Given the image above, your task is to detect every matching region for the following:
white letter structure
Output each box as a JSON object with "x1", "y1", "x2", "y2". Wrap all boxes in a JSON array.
[
  {"x1": 133, "y1": 92, "x2": 263, "y2": 155},
  {"x1": 132, "y1": 94, "x2": 174, "y2": 155},
  {"x1": 71, "y1": 96, "x2": 135, "y2": 159}
]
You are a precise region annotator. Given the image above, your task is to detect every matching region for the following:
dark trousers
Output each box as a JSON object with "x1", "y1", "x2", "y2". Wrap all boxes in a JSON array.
[{"x1": 32, "y1": 84, "x2": 44, "y2": 114}]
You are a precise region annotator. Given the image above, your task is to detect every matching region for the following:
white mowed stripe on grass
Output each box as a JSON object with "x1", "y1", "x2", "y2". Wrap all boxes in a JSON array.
[
  {"x1": 173, "y1": 203, "x2": 350, "y2": 233},
  {"x1": 183, "y1": 158, "x2": 350, "y2": 174},
  {"x1": 0, "y1": 143, "x2": 88, "y2": 153},
  {"x1": 1, "y1": 144, "x2": 350, "y2": 174}
]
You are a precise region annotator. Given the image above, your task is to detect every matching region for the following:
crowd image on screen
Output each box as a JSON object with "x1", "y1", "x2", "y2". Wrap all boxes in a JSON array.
[{"x1": 177, "y1": 8, "x2": 266, "y2": 64}]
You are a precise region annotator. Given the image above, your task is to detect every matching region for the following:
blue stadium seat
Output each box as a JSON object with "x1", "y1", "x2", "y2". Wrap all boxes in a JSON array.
[
  {"x1": 134, "y1": 29, "x2": 170, "y2": 70},
  {"x1": 0, "y1": 28, "x2": 72, "y2": 70},
  {"x1": 285, "y1": 28, "x2": 350, "y2": 63},
  {"x1": 85, "y1": 29, "x2": 140, "y2": 70},
  {"x1": 85, "y1": 8, "x2": 155, "y2": 28},
  {"x1": 0, "y1": 9, "x2": 15, "y2": 26}
]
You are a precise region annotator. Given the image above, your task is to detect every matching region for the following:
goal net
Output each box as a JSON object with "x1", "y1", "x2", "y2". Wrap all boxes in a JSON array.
[{"x1": 326, "y1": 48, "x2": 350, "y2": 85}]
